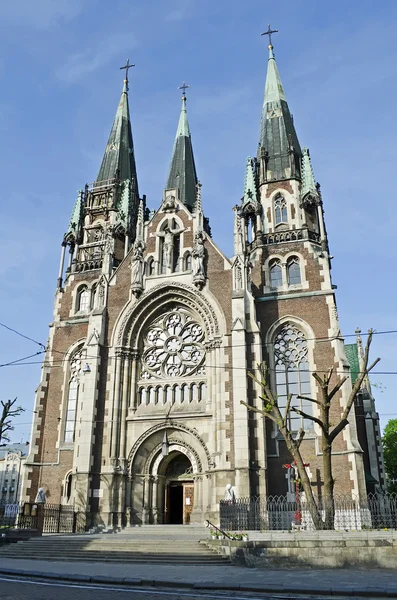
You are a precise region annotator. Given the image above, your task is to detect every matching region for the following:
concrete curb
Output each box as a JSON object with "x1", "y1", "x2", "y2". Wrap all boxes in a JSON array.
[{"x1": 0, "y1": 567, "x2": 396, "y2": 597}]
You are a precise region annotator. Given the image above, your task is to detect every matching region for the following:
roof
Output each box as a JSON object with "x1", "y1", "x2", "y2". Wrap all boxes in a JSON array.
[
  {"x1": 165, "y1": 95, "x2": 198, "y2": 210},
  {"x1": 96, "y1": 79, "x2": 139, "y2": 193},
  {"x1": 258, "y1": 45, "x2": 301, "y2": 180},
  {"x1": 0, "y1": 442, "x2": 29, "y2": 460},
  {"x1": 345, "y1": 343, "x2": 360, "y2": 384}
]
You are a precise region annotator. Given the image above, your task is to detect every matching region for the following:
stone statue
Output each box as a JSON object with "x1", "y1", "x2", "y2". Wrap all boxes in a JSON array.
[
  {"x1": 192, "y1": 231, "x2": 206, "y2": 289},
  {"x1": 130, "y1": 240, "x2": 146, "y2": 297},
  {"x1": 224, "y1": 483, "x2": 235, "y2": 502},
  {"x1": 156, "y1": 225, "x2": 185, "y2": 270},
  {"x1": 35, "y1": 487, "x2": 46, "y2": 504}
]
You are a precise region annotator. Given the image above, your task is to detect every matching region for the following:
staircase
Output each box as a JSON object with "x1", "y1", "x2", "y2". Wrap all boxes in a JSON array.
[{"x1": 0, "y1": 525, "x2": 228, "y2": 565}]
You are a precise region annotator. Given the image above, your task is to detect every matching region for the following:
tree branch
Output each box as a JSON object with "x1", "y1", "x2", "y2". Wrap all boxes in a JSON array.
[
  {"x1": 290, "y1": 407, "x2": 326, "y2": 432},
  {"x1": 296, "y1": 394, "x2": 322, "y2": 407},
  {"x1": 240, "y1": 400, "x2": 279, "y2": 425},
  {"x1": 329, "y1": 419, "x2": 350, "y2": 443}
]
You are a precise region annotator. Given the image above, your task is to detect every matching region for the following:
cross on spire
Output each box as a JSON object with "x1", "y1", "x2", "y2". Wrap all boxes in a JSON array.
[
  {"x1": 120, "y1": 58, "x2": 135, "y2": 83},
  {"x1": 261, "y1": 24, "x2": 279, "y2": 48},
  {"x1": 178, "y1": 81, "x2": 190, "y2": 98}
]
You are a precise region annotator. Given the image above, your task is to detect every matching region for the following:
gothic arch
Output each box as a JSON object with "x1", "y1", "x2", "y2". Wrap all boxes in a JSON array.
[
  {"x1": 127, "y1": 420, "x2": 212, "y2": 474},
  {"x1": 113, "y1": 282, "x2": 222, "y2": 348}
]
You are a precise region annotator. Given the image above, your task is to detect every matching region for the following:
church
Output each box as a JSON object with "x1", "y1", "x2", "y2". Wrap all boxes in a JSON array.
[{"x1": 23, "y1": 33, "x2": 383, "y2": 527}]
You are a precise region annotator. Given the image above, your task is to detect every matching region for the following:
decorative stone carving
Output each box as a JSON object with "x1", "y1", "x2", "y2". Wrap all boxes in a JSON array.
[
  {"x1": 130, "y1": 239, "x2": 146, "y2": 297},
  {"x1": 224, "y1": 483, "x2": 235, "y2": 501},
  {"x1": 127, "y1": 420, "x2": 214, "y2": 472},
  {"x1": 116, "y1": 282, "x2": 220, "y2": 346},
  {"x1": 233, "y1": 257, "x2": 243, "y2": 290},
  {"x1": 192, "y1": 231, "x2": 206, "y2": 289},
  {"x1": 156, "y1": 225, "x2": 185, "y2": 270},
  {"x1": 141, "y1": 308, "x2": 205, "y2": 380},
  {"x1": 163, "y1": 194, "x2": 177, "y2": 212}
]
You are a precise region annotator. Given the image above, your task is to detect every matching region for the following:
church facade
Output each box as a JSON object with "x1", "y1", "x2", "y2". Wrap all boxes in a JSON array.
[{"x1": 23, "y1": 39, "x2": 372, "y2": 526}]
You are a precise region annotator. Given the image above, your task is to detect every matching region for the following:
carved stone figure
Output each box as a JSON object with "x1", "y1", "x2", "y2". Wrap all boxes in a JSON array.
[
  {"x1": 192, "y1": 231, "x2": 206, "y2": 289},
  {"x1": 224, "y1": 483, "x2": 235, "y2": 502},
  {"x1": 156, "y1": 225, "x2": 184, "y2": 270},
  {"x1": 131, "y1": 240, "x2": 146, "y2": 297},
  {"x1": 35, "y1": 487, "x2": 46, "y2": 504}
]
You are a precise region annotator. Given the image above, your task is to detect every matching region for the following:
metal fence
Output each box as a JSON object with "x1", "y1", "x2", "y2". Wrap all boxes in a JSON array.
[
  {"x1": 220, "y1": 493, "x2": 397, "y2": 531},
  {"x1": 0, "y1": 502, "x2": 86, "y2": 533}
]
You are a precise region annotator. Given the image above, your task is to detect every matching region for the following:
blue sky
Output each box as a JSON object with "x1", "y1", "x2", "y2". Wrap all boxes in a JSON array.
[{"x1": 1, "y1": 0, "x2": 396, "y2": 442}]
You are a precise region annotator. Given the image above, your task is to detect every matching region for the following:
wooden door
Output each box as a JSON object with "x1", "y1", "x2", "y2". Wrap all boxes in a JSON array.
[{"x1": 183, "y1": 483, "x2": 194, "y2": 524}]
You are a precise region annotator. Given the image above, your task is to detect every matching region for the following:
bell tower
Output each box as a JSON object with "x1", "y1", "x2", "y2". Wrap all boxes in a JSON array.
[
  {"x1": 238, "y1": 27, "x2": 367, "y2": 498},
  {"x1": 59, "y1": 62, "x2": 141, "y2": 286}
]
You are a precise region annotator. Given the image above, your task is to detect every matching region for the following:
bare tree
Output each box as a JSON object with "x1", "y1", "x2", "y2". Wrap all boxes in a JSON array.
[
  {"x1": 241, "y1": 330, "x2": 380, "y2": 529},
  {"x1": 0, "y1": 398, "x2": 25, "y2": 443}
]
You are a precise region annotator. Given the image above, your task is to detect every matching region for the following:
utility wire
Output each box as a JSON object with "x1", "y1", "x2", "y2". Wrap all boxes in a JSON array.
[
  {"x1": 0, "y1": 351, "x2": 45, "y2": 368},
  {"x1": 0, "y1": 356, "x2": 395, "y2": 376},
  {"x1": 0, "y1": 322, "x2": 46, "y2": 350}
]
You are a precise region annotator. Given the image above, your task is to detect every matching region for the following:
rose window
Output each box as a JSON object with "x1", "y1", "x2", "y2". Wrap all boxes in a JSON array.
[{"x1": 141, "y1": 309, "x2": 206, "y2": 379}]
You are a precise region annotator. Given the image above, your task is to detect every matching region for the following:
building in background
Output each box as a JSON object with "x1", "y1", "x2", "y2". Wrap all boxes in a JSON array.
[
  {"x1": 0, "y1": 443, "x2": 29, "y2": 504},
  {"x1": 23, "y1": 36, "x2": 380, "y2": 526}
]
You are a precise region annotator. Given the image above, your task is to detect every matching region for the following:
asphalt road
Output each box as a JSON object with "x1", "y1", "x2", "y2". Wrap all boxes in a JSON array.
[
  {"x1": 0, "y1": 577, "x2": 269, "y2": 600},
  {"x1": 0, "y1": 577, "x2": 366, "y2": 600}
]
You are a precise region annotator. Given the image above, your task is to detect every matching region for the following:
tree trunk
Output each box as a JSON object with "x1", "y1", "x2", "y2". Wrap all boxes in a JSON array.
[
  {"x1": 284, "y1": 434, "x2": 325, "y2": 530},
  {"x1": 322, "y1": 438, "x2": 335, "y2": 529}
]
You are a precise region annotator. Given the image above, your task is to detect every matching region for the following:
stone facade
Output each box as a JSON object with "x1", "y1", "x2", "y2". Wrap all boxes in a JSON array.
[{"x1": 23, "y1": 47, "x2": 374, "y2": 526}]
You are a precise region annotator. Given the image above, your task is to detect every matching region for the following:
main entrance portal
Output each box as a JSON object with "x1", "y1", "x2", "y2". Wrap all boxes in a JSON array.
[{"x1": 163, "y1": 452, "x2": 194, "y2": 524}]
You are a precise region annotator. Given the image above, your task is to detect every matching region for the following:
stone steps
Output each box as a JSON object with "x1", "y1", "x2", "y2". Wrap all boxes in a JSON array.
[{"x1": 0, "y1": 525, "x2": 228, "y2": 565}]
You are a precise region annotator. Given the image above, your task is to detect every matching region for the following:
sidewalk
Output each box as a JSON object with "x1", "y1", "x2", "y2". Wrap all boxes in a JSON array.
[{"x1": 0, "y1": 558, "x2": 396, "y2": 597}]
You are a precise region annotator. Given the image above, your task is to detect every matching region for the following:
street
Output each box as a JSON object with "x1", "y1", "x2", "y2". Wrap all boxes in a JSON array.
[
  {"x1": 0, "y1": 577, "x2": 370, "y2": 600},
  {"x1": 0, "y1": 577, "x2": 262, "y2": 600}
]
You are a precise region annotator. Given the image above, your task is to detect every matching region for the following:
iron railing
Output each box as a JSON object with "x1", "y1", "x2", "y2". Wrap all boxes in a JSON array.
[
  {"x1": 220, "y1": 493, "x2": 397, "y2": 531},
  {"x1": 0, "y1": 502, "x2": 86, "y2": 533}
]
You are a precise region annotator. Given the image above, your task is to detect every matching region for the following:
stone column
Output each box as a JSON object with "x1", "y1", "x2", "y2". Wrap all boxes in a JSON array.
[
  {"x1": 119, "y1": 352, "x2": 131, "y2": 461},
  {"x1": 110, "y1": 350, "x2": 123, "y2": 460},
  {"x1": 152, "y1": 477, "x2": 159, "y2": 524},
  {"x1": 142, "y1": 475, "x2": 151, "y2": 524},
  {"x1": 317, "y1": 203, "x2": 326, "y2": 244},
  {"x1": 57, "y1": 243, "x2": 66, "y2": 289},
  {"x1": 128, "y1": 352, "x2": 139, "y2": 413}
]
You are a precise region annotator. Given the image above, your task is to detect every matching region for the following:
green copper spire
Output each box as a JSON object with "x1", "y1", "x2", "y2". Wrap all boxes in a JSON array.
[
  {"x1": 64, "y1": 190, "x2": 83, "y2": 241},
  {"x1": 258, "y1": 38, "x2": 301, "y2": 181},
  {"x1": 301, "y1": 147, "x2": 318, "y2": 199},
  {"x1": 242, "y1": 157, "x2": 258, "y2": 208},
  {"x1": 166, "y1": 88, "x2": 198, "y2": 210},
  {"x1": 96, "y1": 77, "x2": 139, "y2": 195}
]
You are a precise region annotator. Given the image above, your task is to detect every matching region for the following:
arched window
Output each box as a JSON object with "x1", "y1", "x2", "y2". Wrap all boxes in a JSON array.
[
  {"x1": 274, "y1": 195, "x2": 288, "y2": 225},
  {"x1": 269, "y1": 260, "x2": 283, "y2": 288},
  {"x1": 287, "y1": 257, "x2": 301, "y2": 286},
  {"x1": 64, "y1": 348, "x2": 82, "y2": 443},
  {"x1": 191, "y1": 383, "x2": 198, "y2": 402},
  {"x1": 273, "y1": 324, "x2": 313, "y2": 430},
  {"x1": 157, "y1": 387, "x2": 163, "y2": 404},
  {"x1": 181, "y1": 384, "x2": 188, "y2": 403},
  {"x1": 146, "y1": 257, "x2": 155, "y2": 276},
  {"x1": 77, "y1": 286, "x2": 90, "y2": 312},
  {"x1": 63, "y1": 472, "x2": 72, "y2": 504},
  {"x1": 174, "y1": 385, "x2": 181, "y2": 403},
  {"x1": 185, "y1": 253, "x2": 192, "y2": 271},
  {"x1": 199, "y1": 383, "x2": 206, "y2": 402}
]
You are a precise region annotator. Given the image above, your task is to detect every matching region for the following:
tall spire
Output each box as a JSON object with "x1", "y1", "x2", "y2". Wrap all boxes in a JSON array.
[
  {"x1": 96, "y1": 64, "x2": 139, "y2": 195},
  {"x1": 165, "y1": 84, "x2": 198, "y2": 210},
  {"x1": 258, "y1": 28, "x2": 301, "y2": 181}
]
